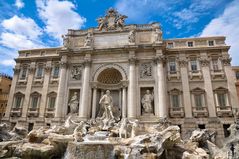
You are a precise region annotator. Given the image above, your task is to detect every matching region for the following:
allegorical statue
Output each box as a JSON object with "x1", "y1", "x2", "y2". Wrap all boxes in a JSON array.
[
  {"x1": 99, "y1": 90, "x2": 114, "y2": 120},
  {"x1": 84, "y1": 32, "x2": 93, "y2": 47},
  {"x1": 128, "y1": 30, "x2": 136, "y2": 43},
  {"x1": 141, "y1": 90, "x2": 154, "y2": 114},
  {"x1": 68, "y1": 92, "x2": 79, "y2": 114}
]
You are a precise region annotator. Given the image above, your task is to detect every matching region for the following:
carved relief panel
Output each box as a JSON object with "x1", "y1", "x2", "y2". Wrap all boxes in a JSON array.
[
  {"x1": 71, "y1": 65, "x2": 83, "y2": 80},
  {"x1": 140, "y1": 63, "x2": 153, "y2": 79}
]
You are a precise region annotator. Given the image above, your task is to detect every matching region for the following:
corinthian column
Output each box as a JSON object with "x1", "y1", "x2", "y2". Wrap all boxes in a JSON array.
[
  {"x1": 179, "y1": 55, "x2": 192, "y2": 118},
  {"x1": 39, "y1": 61, "x2": 51, "y2": 119},
  {"x1": 91, "y1": 86, "x2": 97, "y2": 119},
  {"x1": 55, "y1": 56, "x2": 68, "y2": 119},
  {"x1": 22, "y1": 62, "x2": 35, "y2": 118},
  {"x1": 122, "y1": 86, "x2": 127, "y2": 118},
  {"x1": 155, "y1": 52, "x2": 167, "y2": 118},
  {"x1": 199, "y1": 53, "x2": 216, "y2": 117},
  {"x1": 127, "y1": 54, "x2": 137, "y2": 118},
  {"x1": 79, "y1": 58, "x2": 91, "y2": 120}
]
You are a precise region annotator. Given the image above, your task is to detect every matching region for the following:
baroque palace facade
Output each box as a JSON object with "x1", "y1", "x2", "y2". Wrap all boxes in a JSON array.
[{"x1": 3, "y1": 9, "x2": 239, "y2": 142}]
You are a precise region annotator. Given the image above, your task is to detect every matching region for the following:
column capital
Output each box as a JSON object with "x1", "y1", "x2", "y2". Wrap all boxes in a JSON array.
[
  {"x1": 121, "y1": 80, "x2": 128, "y2": 88},
  {"x1": 83, "y1": 59, "x2": 92, "y2": 66},
  {"x1": 90, "y1": 81, "x2": 98, "y2": 89},
  {"x1": 128, "y1": 57, "x2": 137, "y2": 64},
  {"x1": 13, "y1": 68, "x2": 21, "y2": 74},
  {"x1": 154, "y1": 55, "x2": 166, "y2": 64},
  {"x1": 178, "y1": 58, "x2": 188, "y2": 67},
  {"x1": 60, "y1": 61, "x2": 68, "y2": 68},
  {"x1": 220, "y1": 56, "x2": 231, "y2": 66},
  {"x1": 199, "y1": 57, "x2": 210, "y2": 67}
]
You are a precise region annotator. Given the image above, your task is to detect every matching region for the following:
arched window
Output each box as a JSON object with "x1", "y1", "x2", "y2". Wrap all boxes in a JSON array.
[
  {"x1": 35, "y1": 63, "x2": 44, "y2": 78},
  {"x1": 169, "y1": 89, "x2": 183, "y2": 110},
  {"x1": 191, "y1": 88, "x2": 206, "y2": 110},
  {"x1": 20, "y1": 65, "x2": 28, "y2": 80},
  {"x1": 47, "y1": 92, "x2": 57, "y2": 109},
  {"x1": 30, "y1": 92, "x2": 41, "y2": 110},
  {"x1": 214, "y1": 87, "x2": 230, "y2": 109},
  {"x1": 13, "y1": 92, "x2": 24, "y2": 108}
]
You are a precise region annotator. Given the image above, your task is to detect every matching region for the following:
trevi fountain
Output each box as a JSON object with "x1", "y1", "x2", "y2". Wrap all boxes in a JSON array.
[{"x1": 1, "y1": 89, "x2": 239, "y2": 159}]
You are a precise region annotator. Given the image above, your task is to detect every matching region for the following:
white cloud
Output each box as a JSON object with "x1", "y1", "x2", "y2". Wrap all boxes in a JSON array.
[
  {"x1": 1, "y1": 15, "x2": 42, "y2": 39},
  {"x1": 0, "y1": 32, "x2": 44, "y2": 50},
  {"x1": 173, "y1": 0, "x2": 227, "y2": 29},
  {"x1": 15, "y1": 0, "x2": 24, "y2": 9},
  {"x1": 201, "y1": 0, "x2": 239, "y2": 66},
  {"x1": 36, "y1": 0, "x2": 86, "y2": 41},
  {"x1": 0, "y1": 59, "x2": 16, "y2": 67},
  {"x1": 0, "y1": 15, "x2": 44, "y2": 51}
]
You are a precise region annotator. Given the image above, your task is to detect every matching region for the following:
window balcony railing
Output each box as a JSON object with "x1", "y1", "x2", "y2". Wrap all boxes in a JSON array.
[
  {"x1": 45, "y1": 107, "x2": 55, "y2": 118},
  {"x1": 167, "y1": 70, "x2": 180, "y2": 80},
  {"x1": 169, "y1": 107, "x2": 184, "y2": 118},
  {"x1": 211, "y1": 69, "x2": 225, "y2": 79},
  {"x1": 216, "y1": 106, "x2": 232, "y2": 117},
  {"x1": 27, "y1": 107, "x2": 39, "y2": 117},
  {"x1": 10, "y1": 107, "x2": 22, "y2": 117},
  {"x1": 192, "y1": 106, "x2": 208, "y2": 117},
  {"x1": 189, "y1": 70, "x2": 202, "y2": 79}
]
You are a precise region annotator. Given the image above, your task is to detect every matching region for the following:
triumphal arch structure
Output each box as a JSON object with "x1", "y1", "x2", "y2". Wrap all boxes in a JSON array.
[{"x1": 3, "y1": 8, "x2": 239, "y2": 142}]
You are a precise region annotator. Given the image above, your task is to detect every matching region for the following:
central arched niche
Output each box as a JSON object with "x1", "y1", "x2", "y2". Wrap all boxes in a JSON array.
[
  {"x1": 95, "y1": 68, "x2": 123, "y2": 118},
  {"x1": 97, "y1": 68, "x2": 123, "y2": 84}
]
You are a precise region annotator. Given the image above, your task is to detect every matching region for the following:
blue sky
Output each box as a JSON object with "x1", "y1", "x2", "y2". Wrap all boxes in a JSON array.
[{"x1": 0, "y1": 0, "x2": 239, "y2": 75}]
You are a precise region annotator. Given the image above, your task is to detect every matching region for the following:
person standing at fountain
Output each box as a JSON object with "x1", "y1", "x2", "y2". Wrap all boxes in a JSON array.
[
  {"x1": 99, "y1": 90, "x2": 114, "y2": 120},
  {"x1": 141, "y1": 90, "x2": 154, "y2": 114},
  {"x1": 68, "y1": 92, "x2": 79, "y2": 114}
]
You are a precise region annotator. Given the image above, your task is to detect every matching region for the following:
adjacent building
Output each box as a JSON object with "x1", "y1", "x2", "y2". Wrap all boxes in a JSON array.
[
  {"x1": 2, "y1": 8, "x2": 239, "y2": 144},
  {"x1": 233, "y1": 66, "x2": 239, "y2": 102},
  {"x1": 0, "y1": 73, "x2": 12, "y2": 120}
]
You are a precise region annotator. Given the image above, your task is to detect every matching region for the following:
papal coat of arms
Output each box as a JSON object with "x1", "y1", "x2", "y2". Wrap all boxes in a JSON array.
[{"x1": 97, "y1": 8, "x2": 127, "y2": 31}]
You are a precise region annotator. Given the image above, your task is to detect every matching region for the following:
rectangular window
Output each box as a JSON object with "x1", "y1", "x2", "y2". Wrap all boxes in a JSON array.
[
  {"x1": 36, "y1": 65, "x2": 43, "y2": 78},
  {"x1": 48, "y1": 97, "x2": 56, "y2": 109},
  {"x1": 190, "y1": 60, "x2": 198, "y2": 71},
  {"x1": 172, "y1": 95, "x2": 179, "y2": 108},
  {"x1": 194, "y1": 94, "x2": 202, "y2": 108},
  {"x1": 212, "y1": 59, "x2": 219, "y2": 71},
  {"x1": 21, "y1": 67, "x2": 27, "y2": 79},
  {"x1": 208, "y1": 41, "x2": 214, "y2": 46},
  {"x1": 236, "y1": 71, "x2": 239, "y2": 80},
  {"x1": 188, "y1": 42, "x2": 193, "y2": 47},
  {"x1": 169, "y1": 60, "x2": 176, "y2": 73},
  {"x1": 53, "y1": 66, "x2": 59, "y2": 78},
  {"x1": 167, "y1": 42, "x2": 174, "y2": 48},
  {"x1": 218, "y1": 93, "x2": 226, "y2": 108},
  {"x1": 31, "y1": 96, "x2": 38, "y2": 108},
  {"x1": 15, "y1": 96, "x2": 22, "y2": 108}
]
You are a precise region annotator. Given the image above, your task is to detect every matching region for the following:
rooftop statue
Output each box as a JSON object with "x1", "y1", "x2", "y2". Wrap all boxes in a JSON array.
[{"x1": 97, "y1": 8, "x2": 127, "y2": 31}]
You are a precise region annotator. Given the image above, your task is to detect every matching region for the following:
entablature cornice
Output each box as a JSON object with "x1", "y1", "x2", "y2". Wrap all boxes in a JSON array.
[
  {"x1": 165, "y1": 45, "x2": 230, "y2": 53},
  {"x1": 15, "y1": 56, "x2": 60, "y2": 63}
]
